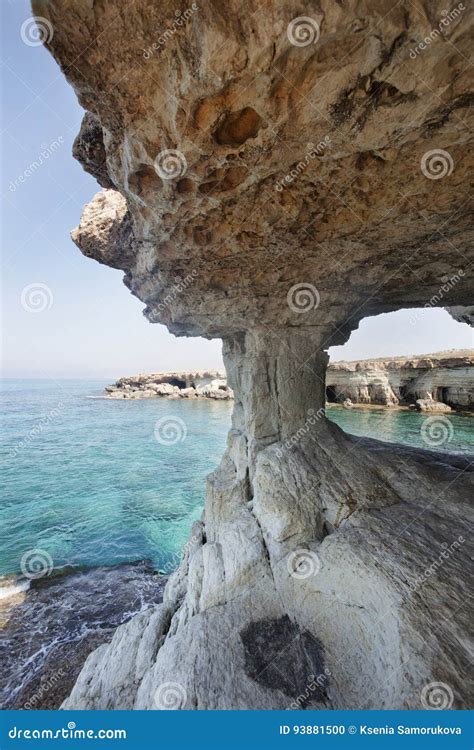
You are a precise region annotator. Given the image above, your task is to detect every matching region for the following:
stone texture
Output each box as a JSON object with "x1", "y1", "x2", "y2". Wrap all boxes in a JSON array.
[
  {"x1": 32, "y1": 0, "x2": 474, "y2": 712},
  {"x1": 63, "y1": 421, "x2": 474, "y2": 710},
  {"x1": 70, "y1": 190, "x2": 134, "y2": 271},
  {"x1": 326, "y1": 350, "x2": 474, "y2": 409},
  {"x1": 34, "y1": 0, "x2": 473, "y2": 340},
  {"x1": 447, "y1": 306, "x2": 474, "y2": 327},
  {"x1": 72, "y1": 112, "x2": 114, "y2": 190}
]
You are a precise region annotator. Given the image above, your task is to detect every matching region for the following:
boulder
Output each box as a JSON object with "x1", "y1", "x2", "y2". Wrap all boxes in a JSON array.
[
  {"x1": 415, "y1": 399, "x2": 452, "y2": 413},
  {"x1": 179, "y1": 388, "x2": 198, "y2": 398}
]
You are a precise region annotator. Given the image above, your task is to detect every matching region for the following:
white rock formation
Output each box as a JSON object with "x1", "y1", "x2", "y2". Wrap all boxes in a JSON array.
[
  {"x1": 415, "y1": 399, "x2": 452, "y2": 413},
  {"x1": 63, "y1": 416, "x2": 473, "y2": 710},
  {"x1": 106, "y1": 352, "x2": 473, "y2": 410},
  {"x1": 32, "y1": 0, "x2": 474, "y2": 712},
  {"x1": 326, "y1": 351, "x2": 474, "y2": 409},
  {"x1": 105, "y1": 371, "x2": 233, "y2": 400},
  {"x1": 63, "y1": 331, "x2": 474, "y2": 711}
]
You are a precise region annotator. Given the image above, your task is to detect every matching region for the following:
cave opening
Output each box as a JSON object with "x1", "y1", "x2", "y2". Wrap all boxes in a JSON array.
[
  {"x1": 398, "y1": 385, "x2": 414, "y2": 404},
  {"x1": 326, "y1": 385, "x2": 338, "y2": 403},
  {"x1": 167, "y1": 377, "x2": 187, "y2": 389},
  {"x1": 440, "y1": 386, "x2": 450, "y2": 404}
]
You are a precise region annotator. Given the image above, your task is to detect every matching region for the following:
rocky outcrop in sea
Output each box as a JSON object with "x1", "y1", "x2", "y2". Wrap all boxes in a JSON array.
[
  {"x1": 326, "y1": 349, "x2": 474, "y2": 410},
  {"x1": 34, "y1": 0, "x2": 474, "y2": 711},
  {"x1": 106, "y1": 351, "x2": 473, "y2": 411},
  {"x1": 105, "y1": 371, "x2": 233, "y2": 400}
]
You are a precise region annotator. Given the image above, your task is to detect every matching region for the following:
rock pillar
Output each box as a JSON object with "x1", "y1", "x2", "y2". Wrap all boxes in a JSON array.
[{"x1": 223, "y1": 328, "x2": 328, "y2": 475}]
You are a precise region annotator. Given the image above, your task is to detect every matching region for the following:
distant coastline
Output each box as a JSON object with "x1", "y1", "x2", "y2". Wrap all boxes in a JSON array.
[{"x1": 104, "y1": 349, "x2": 474, "y2": 412}]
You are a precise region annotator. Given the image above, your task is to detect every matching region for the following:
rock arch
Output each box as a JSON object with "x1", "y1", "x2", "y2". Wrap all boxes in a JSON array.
[{"x1": 33, "y1": 0, "x2": 473, "y2": 709}]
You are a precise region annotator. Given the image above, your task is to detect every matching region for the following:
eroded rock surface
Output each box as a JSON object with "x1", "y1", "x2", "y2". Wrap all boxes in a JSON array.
[
  {"x1": 32, "y1": 0, "x2": 474, "y2": 710},
  {"x1": 106, "y1": 350, "x2": 474, "y2": 408},
  {"x1": 34, "y1": 0, "x2": 473, "y2": 339},
  {"x1": 63, "y1": 422, "x2": 473, "y2": 710},
  {"x1": 327, "y1": 349, "x2": 474, "y2": 409}
]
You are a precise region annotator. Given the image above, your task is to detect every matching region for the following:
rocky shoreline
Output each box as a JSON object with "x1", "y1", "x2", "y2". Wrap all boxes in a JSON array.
[
  {"x1": 0, "y1": 562, "x2": 166, "y2": 710},
  {"x1": 105, "y1": 370, "x2": 233, "y2": 400},
  {"x1": 326, "y1": 349, "x2": 473, "y2": 411},
  {"x1": 105, "y1": 350, "x2": 473, "y2": 412}
]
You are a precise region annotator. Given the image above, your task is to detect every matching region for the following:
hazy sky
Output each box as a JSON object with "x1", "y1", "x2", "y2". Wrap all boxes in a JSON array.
[{"x1": 2, "y1": 2, "x2": 472, "y2": 379}]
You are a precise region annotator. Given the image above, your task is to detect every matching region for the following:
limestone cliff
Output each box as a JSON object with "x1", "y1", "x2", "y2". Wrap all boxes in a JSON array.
[
  {"x1": 327, "y1": 350, "x2": 474, "y2": 409},
  {"x1": 106, "y1": 351, "x2": 474, "y2": 408},
  {"x1": 33, "y1": 0, "x2": 474, "y2": 710}
]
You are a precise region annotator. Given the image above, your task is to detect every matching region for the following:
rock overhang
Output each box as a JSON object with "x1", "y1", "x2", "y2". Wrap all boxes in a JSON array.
[{"x1": 32, "y1": 0, "x2": 473, "y2": 343}]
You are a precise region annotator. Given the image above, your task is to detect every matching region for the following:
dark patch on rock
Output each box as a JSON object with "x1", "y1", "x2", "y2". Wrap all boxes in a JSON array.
[
  {"x1": 240, "y1": 615, "x2": 329, "y2": 706},
  {"x1": 330, "y1": 90, "x2": 354, "y2": 126},
  {"x1": 73, "y1": 112, "x2": 114, "y2": 189},
  {"x1": 423, "y1": 92, "x2": 474, "y2": 132}
]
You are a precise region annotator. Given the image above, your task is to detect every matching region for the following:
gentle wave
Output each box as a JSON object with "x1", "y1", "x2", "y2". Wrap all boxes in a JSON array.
[{"x1": 0, "y1": 576, "x2": 30, "y2": 600}]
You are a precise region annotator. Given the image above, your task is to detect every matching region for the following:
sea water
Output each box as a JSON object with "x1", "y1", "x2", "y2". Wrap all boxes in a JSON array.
[{"x1": 1, "y1": 379, "x2": 473, "y2": 578}]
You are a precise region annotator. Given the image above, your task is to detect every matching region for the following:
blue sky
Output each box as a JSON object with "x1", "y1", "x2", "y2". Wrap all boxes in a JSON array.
[{"x1": 1, "y1": 2, "x2": 472, "y2": 378}]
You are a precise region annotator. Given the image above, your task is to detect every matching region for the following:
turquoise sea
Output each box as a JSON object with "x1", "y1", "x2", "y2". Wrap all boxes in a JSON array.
[{"x1": 1, "y1": 379, "x2": 473, "y2": 579}]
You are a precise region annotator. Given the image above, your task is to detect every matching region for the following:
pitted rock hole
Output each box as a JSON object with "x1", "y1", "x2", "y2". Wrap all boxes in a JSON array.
[
  {"x1": 214, "y1": 107, "x2": 263, "y2": 146},
  {"x1": 199, "y1": 166, "x2": 247, "y2": 195},
  {"x1": 176, "y1": 177, "x2": 195, "y2": 194},
  {"x1": 128, "y1": 165, "x2": 162, "y2": 199},
  {"x1": 240, "y1": 616, "x2": 328, "y2": 705}
]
